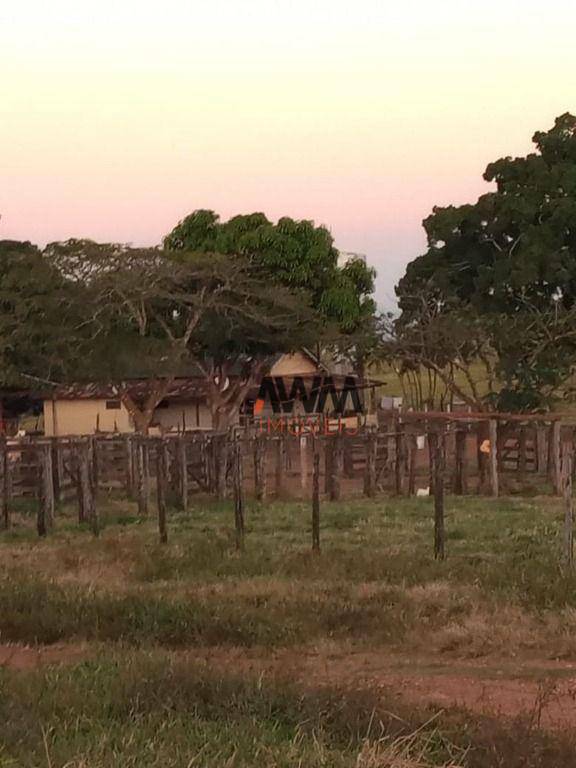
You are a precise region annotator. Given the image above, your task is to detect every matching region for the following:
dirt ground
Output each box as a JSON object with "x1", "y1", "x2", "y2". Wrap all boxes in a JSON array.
[{"x1": 3, "y1": 642, "x2": 576, "y2": 731}]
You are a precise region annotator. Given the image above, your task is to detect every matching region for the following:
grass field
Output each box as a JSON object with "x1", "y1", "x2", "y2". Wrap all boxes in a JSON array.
[{"x1": 2, "y1": 492, "x2": 576, "y2": 766}]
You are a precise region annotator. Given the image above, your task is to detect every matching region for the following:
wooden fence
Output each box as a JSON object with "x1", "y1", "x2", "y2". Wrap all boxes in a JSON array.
[{"x1": 1, "y1": 414, "x2": 575, "y2": 562}]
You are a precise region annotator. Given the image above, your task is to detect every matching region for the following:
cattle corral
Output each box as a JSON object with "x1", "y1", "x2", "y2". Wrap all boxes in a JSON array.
[{"x1": 2, "y1": 411, "x2": 576, "y2": 562}]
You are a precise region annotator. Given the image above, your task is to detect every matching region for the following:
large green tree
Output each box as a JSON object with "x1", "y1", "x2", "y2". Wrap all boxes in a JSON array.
[
  {"x1": 0, "y1": 240, "x2": 83, "y2": 390},
  {"x1": 164, "y1": 211, "x2": 376, "y2": 422},
  {"x1": 396, "y1": 113, "x2": 576, "y2": 411},
  {"x1": 45, "y1": 240, "x2": 316, "y2": 431},
  {"x1": 164, "y1": 210, "x2": 375, "y2": 334}
]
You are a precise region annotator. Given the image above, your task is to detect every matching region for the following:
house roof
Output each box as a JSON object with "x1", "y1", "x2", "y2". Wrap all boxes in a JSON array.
[
  {"x1": 47, "y1": 371, "x2": 383, "y2": 403},
  {"x1": 49, "y1": 378, "x2": 209, "y2": 402}
]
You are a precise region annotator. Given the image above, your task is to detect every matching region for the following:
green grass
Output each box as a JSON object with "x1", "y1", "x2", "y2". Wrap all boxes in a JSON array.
[
  {"x1": 0, "y1": 494, "x2": 575, "y2": 653},
  {"x1": 2, "y1": 494, "x2": 576, "y2": 765},
  {"x1": 0, "y1": 650, "x2": 575, "y2": 768},
  {"x1": 0, "y1": 652, "x2": 442, "y2": 767}
]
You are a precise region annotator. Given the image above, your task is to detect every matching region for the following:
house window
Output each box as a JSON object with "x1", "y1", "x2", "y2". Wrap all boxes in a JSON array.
[{"x1": 105, "y1": 400, "x2": 121, "y2": 410}]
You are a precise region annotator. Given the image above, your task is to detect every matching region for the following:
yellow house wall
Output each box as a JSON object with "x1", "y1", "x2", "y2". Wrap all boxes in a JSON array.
[
  {"x1": 153, "y1": 402, "x2": 214, "y2": 432},
  {"x1": 43, "y1": 398, "x2": 216, "y2": 436},
  {"x1": 43, "y1": 399, "x2": 133, "y2": 437}
]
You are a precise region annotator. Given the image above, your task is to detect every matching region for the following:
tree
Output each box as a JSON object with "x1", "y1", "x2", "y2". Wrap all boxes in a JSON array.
[
  {"x1": 46, "y1": 240, "x2": 315, "y2": 432},
  {"x1": 396, "y1": 113, "x2": 576, "y2": 411},
  {"x1": 164, "y1": 210, "x2": 376, "y2": 421},
  {"x1": 0, "y1": 240, "x2": 84, "y2": 390},
  {"x1": 164, "y1": 210, "x2": 376, "y2": 334},
  {"x1": 381, "y1": 295, "x2": 520, "y2": 411}
]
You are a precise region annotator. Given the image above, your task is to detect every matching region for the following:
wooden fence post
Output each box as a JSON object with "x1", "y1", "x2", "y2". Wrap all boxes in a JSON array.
[
  {"x1": 38, "y1": 443, "x2": 55, "y2": 536},
  {"x1": 551, "y1": 421, "x2": 562, "y2": 495},
  {"x1": 204, "y1": 435, "x2": 213, "y2": 494},
  {"x1": 165, "y1": 440, "x2": 178, "y2": 508},
  {"x1": 433, "y1": 431, "x2": 446, "y2": 560},
  {"x1": 136, "y1": 439, "x2": 148, "y2": 516},
  {"x1": 0, "y1": 438, "x2": 9, "y2": 530},
  {"x1": 37, "y1": 444, "x2": 51, "y2": 537},
  {"x1": 179, "y1": 437, "x2": 189, "y2": 512},
  {"x1": 363, "y1": 430, "x2": 377, "y2": 498},
  {"x1": 324, "y1": 436, "x2": 332, "y2": 495},
  {"x1": 518, "y1": 427, "x2": 527, "y2": 482},
  {"x1": 72, "y1": 444, "x2": 85, "y2": 524},
  {"x1": 37, "y1": 495, "x2": 47, "y2": 538},
  {"x1": 562, "y1": 444, "x2": 574, "y2": 568},
  {"x1": 90, "y1": 437, "x2": 100, "y2": 499},
  {"x1": 329, "y1": 434, "x2": 342, "y2": 501},
  {"x1": 79, "y1": 441, "x2": 98, "y2": 536},
  {"x1": 395, "y1": 426, "x2": 405, "y2": 495},
  {"x1": 496, "y1": 423, "x2": 506, "y2": 473},
  {"x1": 124, "y1": 436, "x2": 134, "y2": 497},
  {"x1": 343, "y1": 437, "x2": 354, "y2": 478},
  {"x1": 161, "y1": 440, "x2": 175, "y2": 507},
  {"x1": 407, "y1": 434, "x2": 416, "y2": 496},
  {"x1": 274, "y1": 438, "x2": 285, "y2": 498},
  {"x1": 299, "y1": 435, "x2": 308, "y2": 494},
  {"x1": 156, "y1": 439, "x2": 168, "y2": 544},
  {"x1": 453, "y1": 429, "x2": 467, "y2": 495},
  {"x1": 488, "y1": 419, "x2": 499, "y2": 498},
  {"x1": 254, "y1": 435, "x2": 267, "y2": 502},
  {"x1": 536, "y1": 425, "x2": 547, "y2": 475},
  {"x1": 312, "y1": 438, "x2": 320, "y2": 552},
  {"x1": 387, "y1": 418, "x2": 396, "y2": 482},
  {"x1": 214, "y1": 434, "x2": 228, "y2": 501},
  {"x1": 143, "y1": 440, "x2": 151, "y2": 502},
  {"x1": 428, "y1": 431, "x2": 436, "y2": 495},
  {"x1": 51, "y1": 439, "x2": 62, "y2": 505},
  {"x1": 476, "y1": 422, "x2": 488, "y2": 492},
  {"x1": 233, "y1": 440, "x2": 245, "y2": 550}
]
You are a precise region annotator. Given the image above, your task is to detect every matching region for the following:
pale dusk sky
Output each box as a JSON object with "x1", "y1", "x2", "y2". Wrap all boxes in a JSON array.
[{"x1": 1, "y1": 0, "x2": 575, "y2": 305}]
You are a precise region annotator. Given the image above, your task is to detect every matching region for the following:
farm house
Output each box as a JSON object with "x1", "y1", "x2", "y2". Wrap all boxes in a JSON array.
[{"x1": 41, "y1": 351, "x2": 375, "y2": 437}]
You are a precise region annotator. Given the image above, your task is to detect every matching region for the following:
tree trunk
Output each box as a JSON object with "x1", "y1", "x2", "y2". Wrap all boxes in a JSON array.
[
  {"x1": 211, "y1": 402, "x2": 238, "y2": 433},
  {"x1": 120, "y1": 378, "x2": 175, "y2": 434},
  {"x1": 122, "y1": 400, "x2": 156, "y2": 435}
]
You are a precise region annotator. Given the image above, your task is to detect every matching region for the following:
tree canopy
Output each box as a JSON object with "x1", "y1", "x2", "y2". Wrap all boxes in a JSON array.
[
  {"x1": 395, "y1": 113, "x2": 576, "y2": 411},
  {"x1": 0, "y1": 240, "x2": 84, "y2": 390},
  {"x1": 398, "y1": 113, "x2": 576, "y2": 315},
  {"x1": 43, "y1": 239, "x2": 317, "y2": 430},
  {"x1": 164, "y1": 210, "x2": 376, "y2": 333}
]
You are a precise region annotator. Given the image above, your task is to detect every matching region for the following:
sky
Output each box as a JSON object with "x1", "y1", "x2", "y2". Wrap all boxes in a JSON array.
[{"x1": 1, "y1": 1, "x2": 575, "y2": 307}]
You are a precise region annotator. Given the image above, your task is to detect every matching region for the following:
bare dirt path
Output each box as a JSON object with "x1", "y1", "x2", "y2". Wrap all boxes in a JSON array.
[
  {"x1": 187, "y1": 646, "x2": 576, "y2": 730},
  {"x1": 2, "y1": 642, "x2": 576, "y2": 730},
  {"x1": 0, "y1": 641, "x2": 88, "y2": 670}
]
